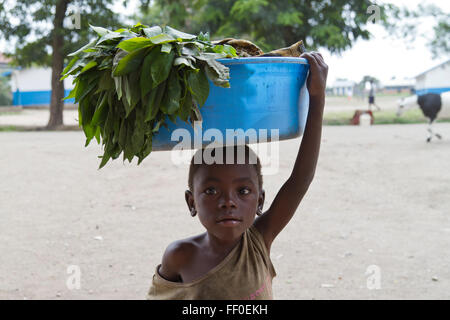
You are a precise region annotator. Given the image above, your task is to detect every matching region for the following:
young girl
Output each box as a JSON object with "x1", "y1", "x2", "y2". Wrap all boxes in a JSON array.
[{"x1": 147, "y1": 52, "x2": 328, "y2": 300}]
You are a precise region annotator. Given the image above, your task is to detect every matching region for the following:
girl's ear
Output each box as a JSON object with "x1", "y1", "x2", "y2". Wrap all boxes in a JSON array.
[
  {"x1": 185, "y1": 190, "x2": 195, "y2": 212},
  {"x1": 258, "y1": 189, "x2": 265, "y2": 210}
]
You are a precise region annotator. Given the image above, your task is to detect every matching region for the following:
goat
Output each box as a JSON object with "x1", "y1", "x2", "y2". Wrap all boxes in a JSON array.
[{"x1": 396, "y1": 92, "x2": 450, "y2": 142}]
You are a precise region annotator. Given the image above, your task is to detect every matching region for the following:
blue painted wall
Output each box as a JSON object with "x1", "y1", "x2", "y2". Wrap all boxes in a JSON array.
[
  {"x1": 12, "y1": 90, "x2": 75, "y2": 106},
  {"x1": 416, "y1": 87, "x2": 450, "y2": 96}
]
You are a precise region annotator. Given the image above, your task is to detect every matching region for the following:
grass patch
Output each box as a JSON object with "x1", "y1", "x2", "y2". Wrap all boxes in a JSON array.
[
  {"x1": 0, "y1": 125, "x2": 19, "y2": 132},
  {"x1": 323, "y1": 108, "x2": 450, "y2": 126},
  {"x1": 0, "y1": 125, "x2": 82, "y2": 132}
]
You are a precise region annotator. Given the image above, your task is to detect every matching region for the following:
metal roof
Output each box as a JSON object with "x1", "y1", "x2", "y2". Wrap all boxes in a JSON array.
[{"x1": 415, "y1": 59, "x2": 450, "y2": 78}]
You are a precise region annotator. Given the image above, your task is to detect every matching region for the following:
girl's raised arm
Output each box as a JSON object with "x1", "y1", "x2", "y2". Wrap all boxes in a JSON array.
[{"x1": 254, "y1": 52, "x2": 328, "y2": 251}]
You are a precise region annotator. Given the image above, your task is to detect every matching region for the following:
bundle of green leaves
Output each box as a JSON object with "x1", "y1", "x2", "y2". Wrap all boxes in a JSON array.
[{"x1": 61, "y1": 23, "x2": 238, "y2": 169}]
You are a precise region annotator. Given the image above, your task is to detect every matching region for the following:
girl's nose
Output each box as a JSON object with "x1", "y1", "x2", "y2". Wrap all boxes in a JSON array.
[{"x1": 218, "y1": 191, "x2": 236, "y2": 208}]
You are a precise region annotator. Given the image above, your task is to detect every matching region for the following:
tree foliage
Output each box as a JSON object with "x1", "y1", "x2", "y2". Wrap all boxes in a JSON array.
[
  {"x1": 137, "y1": 0, "x2": 395, "y2": 53},
  {"x1": 384, "y1": 4, "x2": 449, "y2": 59},
  {"x1": 0, "y1": 0, "x2": 123, "y2": 67},
  {"x1": 0, "y1": 76, "x2": 12, "y2": 105}
]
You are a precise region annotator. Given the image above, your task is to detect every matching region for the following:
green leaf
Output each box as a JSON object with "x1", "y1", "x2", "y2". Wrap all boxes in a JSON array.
[
  {"x1": 112, "y1": 47, "x2": 148, "y2": 76},
  {"x1": 74, "y1": 78, "x2": 96, "y2": 103},
  {"x1": 128, "y1": 72, "x2": 141, "y2": 109},
  {"x1": 179, "y1": 88, "x2": 193, "y2": 122},
  {"x1": 164, "y1": 26, "x2": 197, "y2": 41},
  {"x1": 187, "y1": 69, "x2": 209, "y2": 107},
  {"x1": 151, "y1": 50, "x2": 175, "y2": 88},
  {"x1": 131, "y1": 106, "x2": 145, "y2": 154},
  {"x1": 96, "y1": 31, "x2": 125, "y2": 45},
  {"x1": 173, "y1": 56, "x2": 197, "y2": 69},
  {"x1": 68, "y1": 39, "x2": 97, "y2": 57},
  {"x1": 79, "y1": 60, "x2": 97, "y2": 74},
  {"x1": 213, "y1": 44, "x2": 237, "y2": 57},
  {"x1": 112, "y1": 50, "x2": 128, "y2": 75},
  {"x1": 161, "y1": 43, "x2": 172, "y2": 53},
  {"x1": 61, "y1": 56, "x2": 79, "y2": 76},
  {"x1": 94, "y1": 125, "x2": 101, "y2": 144},
  {"x1": 116, "y1": 37, "x2": 153, "y2": 52},
  {"x1": 80, "y1": 97, "x2": 96, "y2": 129},
  {"x1": 113, "y1": 76, "x2": 122, "y2": 99},
  {"x1": 144, "y1": 80, "x2": 166, "y2": 122},
  {"x1": 181, "y1": 44, "x2": 201, "y2": 56},
  {"x1": 122, "y1": 90, "x2": 132, "y2": 118},
  {"x1": 91, "y1": 93, "x2": 108, "y2": 127},
  {"x1": 161, "y1": 70, "x2": 181, "y2": 115},
  {"x1": 197, "y1": 31, "x2": 210, "y2": 42},
  {"x1": 143, "y1": 89, "x2": 157, "y2": 122},
  {"x1": 112, "y1": 111, "x2": 121, "y2": 144},
  {"x1": 191, "y1": 103, "x2": 203, "y2": 123},
  {"x1": 137, "y1": 135, "x2": 153, "y2": 165},
  {"x1": 63, "y1": 80, "x2": 78, "y2": 100},
  {"x1": 143, "y1": 26, "x2": 163, "y2": 38},
  {"x1": 148, "y1": 33, "x2": 176, "y2": 44},
  {"x1": 152, "y1": 118, "x2": 164, "y2": 132},
  {"x1": 202, "y1": 61, "x2": 231, "y2": 88},
  {"x1": 90, "y1": 25, "x2": 110, "y2": 37},
  {"x1": 124, "y1": 110, "x2": 136, "y2": 162},
  {"x1": 77, "y1": 104, "x2": 83, "y2": 128},
  {"x1": 82, "y1": 122, "x2": 95, "y2": 145},
  {"x1": 122, "y1": 72, "x2": 141, "y2": 117},
  {"x1": 130, "y1": 23, "x2": 149, "y2": 34},
  {"x1": 98, "y1": 148, "x2": 112, "y2": 169},
  {"x1": 118, "y1": 118, "x2": 127, "y2": 149},
  {"x1": 96, "y1": 71, "x2": 114, "y2": 92},
  {"x1": 140, "y1": 47, "x2": 159, "y2": 99},
  {"x1": 61, "y1": 58, "x2": 86, "y2": 79},
  {"x1": 97, "y1": 56, "x2": 113, "y2": 71},
  {"x1": 123, "y1": 75, "x2": 132, "y2": 111},
  {"x1": 103, "y1": 105, "x2": 114, "y2": 137}
]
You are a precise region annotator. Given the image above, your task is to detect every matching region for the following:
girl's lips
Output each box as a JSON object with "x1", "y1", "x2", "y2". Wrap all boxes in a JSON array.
[{"x1": 217, "y1": 219, "x2": 242, "y2": 227}]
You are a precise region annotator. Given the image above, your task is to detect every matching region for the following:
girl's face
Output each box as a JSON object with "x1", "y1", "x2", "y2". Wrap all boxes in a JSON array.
[{"x1": 186, "y1": 163, "x2": 264, "y2": 241}]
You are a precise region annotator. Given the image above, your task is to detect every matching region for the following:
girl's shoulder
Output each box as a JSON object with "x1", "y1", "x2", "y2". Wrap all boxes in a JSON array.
[{"x1": 158, "y1": 234, "x2": 204, "y2": 282}]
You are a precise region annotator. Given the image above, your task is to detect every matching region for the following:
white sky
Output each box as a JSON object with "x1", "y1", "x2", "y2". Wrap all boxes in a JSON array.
[
  {"x1": 322, "y1": 0, "x2": 450, "y2": 84},
  {"x1": 1, "y1": 0, "x2": 449, "y2": 85}
]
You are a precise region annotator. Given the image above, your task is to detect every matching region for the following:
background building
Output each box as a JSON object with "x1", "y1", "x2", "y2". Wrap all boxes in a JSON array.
[
  {"x1": 380, "y1": 77, "x2": 415, "y2": 94},
  {"x1": 11, "y1": 67, "x2": 75, "y2": 107},
  {"x1": 414, "y1": 59, "x2": 450, "y2": 95},
  {"x1": 329, "y1": 79, "x2": 356, "y2": 97}
]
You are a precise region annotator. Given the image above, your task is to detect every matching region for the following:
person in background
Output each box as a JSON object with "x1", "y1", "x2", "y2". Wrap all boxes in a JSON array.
[{"x1": 368, "y1": 79, "x2": 381, "y2": 111}]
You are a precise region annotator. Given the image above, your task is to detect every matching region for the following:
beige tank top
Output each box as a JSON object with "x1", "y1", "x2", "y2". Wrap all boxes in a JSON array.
[{"x1": 147, "y1": 224, "x2": 277, "y2": 300}]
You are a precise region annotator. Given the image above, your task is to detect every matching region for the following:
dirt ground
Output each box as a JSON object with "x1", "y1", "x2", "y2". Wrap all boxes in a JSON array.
[{"x1": 1, "y1": 121, "x2": 449, "y2": 300}]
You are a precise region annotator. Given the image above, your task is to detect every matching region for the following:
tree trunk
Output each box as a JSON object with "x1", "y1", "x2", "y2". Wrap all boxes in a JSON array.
[{"x1": 47, "y1": 0, "x2": 69, "y2": 129}]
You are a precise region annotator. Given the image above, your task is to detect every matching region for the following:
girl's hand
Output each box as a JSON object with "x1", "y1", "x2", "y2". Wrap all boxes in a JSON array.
[{"x1": 300, "y1": 52, "x2": 328, "y2": 99}]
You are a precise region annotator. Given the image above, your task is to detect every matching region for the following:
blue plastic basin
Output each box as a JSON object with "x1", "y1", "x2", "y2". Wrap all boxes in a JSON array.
[{"x1": 152, "y1": 57, "x2": 310, "y2": 151}]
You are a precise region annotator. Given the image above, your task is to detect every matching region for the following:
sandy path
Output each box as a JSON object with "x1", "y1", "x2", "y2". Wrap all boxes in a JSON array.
[
  {"x1": 0, "y1": 109, "x2": 79, "y2": 127},
  {"x1": 0, "y1": 123, "x2": 449, "y2": 300}
]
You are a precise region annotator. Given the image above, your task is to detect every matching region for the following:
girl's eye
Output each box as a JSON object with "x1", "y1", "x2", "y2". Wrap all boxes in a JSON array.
[
  {"x1": 240, "y1": 187, "x2": 251, "y2": 195},
  {"x1": 205, "y1": 187, "x2": 216, "y2": 195}
]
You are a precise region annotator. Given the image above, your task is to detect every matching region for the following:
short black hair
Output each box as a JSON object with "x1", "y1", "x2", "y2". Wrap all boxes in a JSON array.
[{"x1": 188, "y1": 144, "x2": 263, "y2": 192}]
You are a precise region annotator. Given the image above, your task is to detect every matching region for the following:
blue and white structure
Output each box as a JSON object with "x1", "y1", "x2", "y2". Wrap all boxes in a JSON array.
[
  {"x1": 11, "y1": 67, "x2": 75, "y2": 107},
  {"x1": 414, "y1": 59, "x2": 450, "y2": 96}
]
